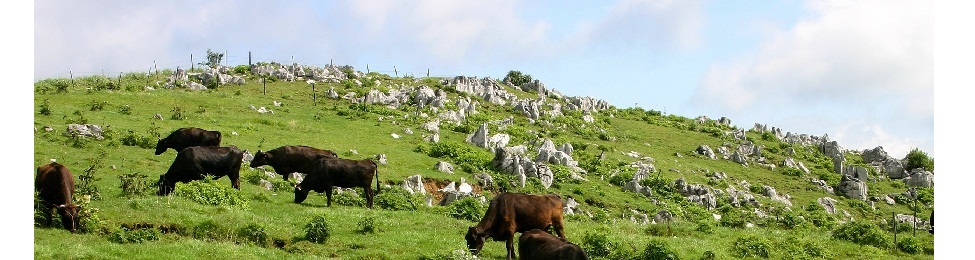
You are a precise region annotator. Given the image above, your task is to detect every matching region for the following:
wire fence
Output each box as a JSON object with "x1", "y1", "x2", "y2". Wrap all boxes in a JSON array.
[{"x1": 38, "y1": 51, "x2": 470, "y2": 81}]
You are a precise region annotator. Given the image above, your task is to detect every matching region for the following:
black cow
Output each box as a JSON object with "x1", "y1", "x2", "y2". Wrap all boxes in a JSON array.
[
  {"x1": 157, "y1": 146, "x2": 244, "y2": 196},
  {"x1": 35, "y1": 162, "x2": 80, "y2": 232},
  {"x1": 249, "y1": 145, "x2": 338, "y2": 181},
  {"x1": 518, "y1": 229, "x2": 589, "y2": 260},
  {"x1": 929, "y1": 210, "x2": 934, "y2": 234},
  {"x1": 155, "y1": 127, "x2": 222, "y2": 155},
  {"x1": 294, "y1": 158, "x2": 379, "y2": 208},
  {"x1": 466, "y1": 193, "x2": 566, "y2": 260}
]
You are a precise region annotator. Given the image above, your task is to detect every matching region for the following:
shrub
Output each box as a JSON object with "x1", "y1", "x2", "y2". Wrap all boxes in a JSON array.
[
  {"x1": 118, "y1": 171, "x2": 152, "y2": 197},
  {"x1": 88, "y1": 100, "x2": 107, "y2": 111},
  {"x1": 75, "y1": 195, "x2": 106, "y2": 234},
  {"x1": 904, "y1": 147, "x2": 934, "y2": 172},
  {"x1": 582, "y1": 231, "x2": 634, "y2": 259},
  {"x1": 446, "y1": 197, "x2": 487, "y2": 222},
  {"x1": 897, "y1": 237, "x2": 923, "y2": 254},
  {"x1": 118, "y1": 104, "x2": 132, "y2": 115},
  {"x1": 77, "y1": 153, "x2": 105, "y2": 201},
  {"x1": 637, "y1": 239, "x2": 681, "y2": 260},
  {"x1": 695, "y1": 221, "x2": 716, "y2": 234},
  {"x1": 191, "y1": 220, "x2": 234, "y2": 241},
  {"x1": 832, "y1": 220, "x2": 892, "y2": 249},
  {"x1": 357, "y1": 216, "x2": 379, "y2": 234},
  {"x1": 732, "y1": 235, "x2": 771, "y2": 258},
  {"x1": 304, "y1": 214, "x2": 331, "y2": 244},
  {"x1": 172, "y1": 179, "x2": 249, "y2": 210},
  {"x1": 39, "y1": 99, "x2": 52, "y2": 115},
  {"x1": 170, "y1": 105, "x2": 186, "y2": 120},
  {"x1": 108, "y1": 227, "x2": 161, "y2": 244},
  {"x1": 503, "y1": 70, "x2": 533, "y2": 87},
  {"x1": 375, "y1": 186, "x2": 423, "y2": 211},
  {"x1": 238, "y1": 223, "x2": 270, "y2": 247},
  {"x1": 332, "y1": 190, "x2": 366, "y2": 207},
  {"x1": 780, "y1": 167, "x2": 803, "y2": 178}
]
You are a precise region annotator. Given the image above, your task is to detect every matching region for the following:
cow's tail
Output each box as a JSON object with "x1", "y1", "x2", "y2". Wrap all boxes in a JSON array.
[{"x1": 373, "y1": 160, "x2": 380, "y2": 194}]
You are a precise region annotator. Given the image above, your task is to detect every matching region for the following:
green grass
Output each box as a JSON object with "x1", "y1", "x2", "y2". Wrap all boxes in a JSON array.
[{"x1": 34, "y1": 70, "x2": 933, "y2": 259}]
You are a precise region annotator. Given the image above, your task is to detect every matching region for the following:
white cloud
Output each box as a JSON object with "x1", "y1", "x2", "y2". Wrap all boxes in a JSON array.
[
  {"x1": 575, "y1": 0, "x2": 704, "y2": 51},
  {"x1": 694, "y1": 0, "x2": 932, "y2": 156},
  {"x1": 338, "y1": 0, "x2": 553, "y2": 64}
]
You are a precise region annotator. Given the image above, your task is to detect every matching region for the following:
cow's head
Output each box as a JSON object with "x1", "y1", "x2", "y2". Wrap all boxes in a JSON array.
[
  {"x1": 465, "y1": 226, "x2": 488, "y2": 255},
  {"x1": 56, "y1": 204, "x2": 80, "y2": 232},
  {"x1": 154, "y1": 138, "x2": 169, "y2": 155},
  {"x1": 294, "y1": 184, "x2": 309, "y2": 204},
  {"x1": 156, "y1": 175, "x2": 174, "y2": 196},
  {"x1": 250, "y1": 150, "x2": 269, "y2": 168}
]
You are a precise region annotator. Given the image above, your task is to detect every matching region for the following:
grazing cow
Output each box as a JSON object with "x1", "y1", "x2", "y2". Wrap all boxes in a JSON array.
[
  {"x1": 466, "y1": 193, "x2": 566, "y2": 260},
  {"x1": 157, "y1": 146, "x2": 244, "y2": 196},
  {"x1": 519, "y1": 229, "x2": 589, "y2": 260},
  {"x1": 35, "y1": 162, "x2": 80, "y2": 232},
  {"x1": 249, "y1": 145, "x2": 338, "y2": 181},
  {"x1": 929, "y1": 210, "x2": 934, "y2": 234},
  {"x1": 155, "y1": 127, "x2": 222, "y2": 155},
  {"x1": 294, "y1": 158, "x2": 379, "y2": 208}
]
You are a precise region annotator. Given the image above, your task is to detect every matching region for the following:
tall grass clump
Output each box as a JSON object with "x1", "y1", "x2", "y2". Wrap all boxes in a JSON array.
[
  {"x1": 831, "y1": 220, "x2": 892, "y2": 249},
  {"x1": 172, "y1": 179, "x2": 249, "y2": 210},
  {"x1": 304, "y1": 214, "x2": 332, "y2": 244},
  {"x1": 375, "y1": 186, "x2": 424, "y2": 211},
  {"x1": 732, "y1": 234, "x2": 772, "y2": 258},
  {"x1": 446, "y1": 197, "x2": 487, "y2": 222}
]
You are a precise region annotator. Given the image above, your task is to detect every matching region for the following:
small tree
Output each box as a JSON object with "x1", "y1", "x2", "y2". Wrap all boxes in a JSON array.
[
  {"x1": 904, "y1": 148, "x2": 934, "y2": 172},
  {"x1": 200, "y1": 49, "x2": 224, "y2": 69},
  {"x1": 503, "y1": 70, "x2": 533, "y2": 86}
]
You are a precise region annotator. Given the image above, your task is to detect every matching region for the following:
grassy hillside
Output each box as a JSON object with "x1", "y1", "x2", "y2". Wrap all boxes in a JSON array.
[{"x1": 33, "y1": 66, "x2": 933, "y2": 259}]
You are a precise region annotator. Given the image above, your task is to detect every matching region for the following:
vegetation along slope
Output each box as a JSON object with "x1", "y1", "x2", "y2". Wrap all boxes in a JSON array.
[{"x1": 33, "y1": 57, "x2": 934, "y2": 259}]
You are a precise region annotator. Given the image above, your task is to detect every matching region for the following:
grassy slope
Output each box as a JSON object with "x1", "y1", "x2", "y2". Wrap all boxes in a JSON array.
[{"x1": 33, "y1": 70, "x2": 932, "y2": 259}]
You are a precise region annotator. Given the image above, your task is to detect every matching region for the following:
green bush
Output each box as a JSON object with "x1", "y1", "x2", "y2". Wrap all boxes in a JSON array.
[
  {"x1": 446, "y1": 197, "x2": 487, "y2": 222},
  {"x1": 832, "y1": 220, "x2": 892, "y2": 249},
  {"x1": 191, "y1": 220, "x2": 235, "y2": 242},
  {"x1": 118, "y1": 171, "x2": 152, "y2": 197},
  {"x1": 39, "y1": 99, "x2": 52, "y2": 115},
  {"x1": 780, "y1": 167, "x2": 803, "y2": 178},
  {"x1": 503, "y1": 70, "x2": 533, "y2": 87},
  {"x1": 582, "y1": 231, "x2": 634, "y2": 259},
  {"x1": 375, "y1": 186, "x2": 423, "y2": 211},
  {"x1": 904, "y1": 147, "x2": 934, "y2": 172},
  {"x1": 357, "y1": 216, "x2": 379, "y2": 234},
  {"x1": 637, "y1": 239, "x2": 681, "y2": 260},
  {"x1": 732, "y1": 235, "x2": 771, "y2": 258},
  {"x1": 172, "y1": 179, "x2": 249, "y2": 210},
  {"x1": 896, "y1": 236, "x2": 923, "y2": 254},
  {"x1": 332, "y1": 191, "x2": 366, "y2": 207},
  {"x1": 238, "y1": 223, "x2": 270, "y2": 247},
  {"x1": 108, "y1": 227, "x2": 161, "y2": 244},
  {"x1": 304, "y1": 215, "x2": 331, "y2": 244}
]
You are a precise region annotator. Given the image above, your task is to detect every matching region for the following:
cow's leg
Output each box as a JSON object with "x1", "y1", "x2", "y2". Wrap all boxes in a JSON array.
[
  {"x1": 554, "y1": 221, "x2": 566, "y2": 239},
  {"x1": 325, "y1": 186, "x2": 333, "y2": 207},
  {"x1": 506, "y1": 238, "x2": 515, "y2": 260},
  {"x1": 365, "y1": 186, "x2": 374, "y2": 209}
]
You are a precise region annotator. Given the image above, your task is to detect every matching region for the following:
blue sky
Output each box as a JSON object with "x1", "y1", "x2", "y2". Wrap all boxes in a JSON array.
[{"x1": 32, "y1": 0, "x2": 933, "y2": 159}]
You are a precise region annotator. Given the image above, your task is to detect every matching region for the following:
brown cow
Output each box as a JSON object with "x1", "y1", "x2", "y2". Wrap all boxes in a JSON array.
[
  {"x1": 35, "y1": 162, "x2": 80, "y2": 232},
  {"x1": 155, "y1": 127, "x2": 222, "y2": 155},
  {"x1": 249, "y1": 145, "x2": 338, "y2": 181},
  {"x1": 466, "y1": 193, "x2": 565, "y2": 260},
  {"x1": 519, "y1": 229, "x2": 589, "y2": 260},
  {"x1": 294, "y1": 157, "x2": 380, "y2": 208},
  {"x1": 157, "y1": 146, "x2": 244, "y2": 196}
]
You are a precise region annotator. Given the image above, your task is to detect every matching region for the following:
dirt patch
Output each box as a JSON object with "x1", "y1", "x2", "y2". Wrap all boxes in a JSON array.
[{"x1": 422, "y1": 177, "x2": 484, "y2": 204}]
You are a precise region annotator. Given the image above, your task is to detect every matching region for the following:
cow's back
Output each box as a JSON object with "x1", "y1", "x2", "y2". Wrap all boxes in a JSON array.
[
  {"x1": 35, "y1": 162, "x2": 74, "y2": 205},
  {"x1": 479, "y1": 193, "x2": 564, "y2": 237},
  {"x1": 312, "y1": 158, "x2": 376, "y2": 188},
  {"x1": 269, "y1": 145, "x2": 337, "y2": 173}
]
